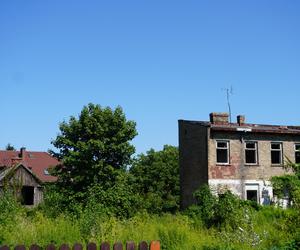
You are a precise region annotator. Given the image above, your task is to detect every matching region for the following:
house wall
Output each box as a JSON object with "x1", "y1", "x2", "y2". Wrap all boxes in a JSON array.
[
  {"x1": 179, "y1": 120, "x2": 209, "y2": 209},
  {"x1": 208, "y1": 131, "x2": 300, "y2": 201}
]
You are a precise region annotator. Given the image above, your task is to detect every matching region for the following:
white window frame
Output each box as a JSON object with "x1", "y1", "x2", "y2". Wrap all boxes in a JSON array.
[
  {"x1": 270, "y1": 142, "x2": 283, "y2": 165},
  {"x1": 216, "y1": 140, "x2": 230, "y2": 164},
  {"x1": 295, "y1": 143, "x2": 300, "y2": 164},
  {"x1": 245, "y1": 184, "x2": 260, "y2": 203},
  {"x1": 244, "y1": 141, "x2": 258, "y2": 165}
]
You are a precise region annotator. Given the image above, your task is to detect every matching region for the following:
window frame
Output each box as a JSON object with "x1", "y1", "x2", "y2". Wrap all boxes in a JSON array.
[
  {"x1": 295, "y1": 143, "x2": 300, "y2": 164},
  {"x1": 270, "y1": 142, "x2": 283, "y2": 166},
  {"x1": 216, "y1": 140, "x2": 230, "y2": 165},
  {"x1": 244, "y1": 141, "x2": 258, "y2": 165}
]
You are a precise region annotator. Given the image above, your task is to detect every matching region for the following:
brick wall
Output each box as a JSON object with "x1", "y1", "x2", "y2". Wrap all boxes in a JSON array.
[
  {"x1": 208, "y1": 132, "x2": 299, "y2": 180},
  {"x1": 179, "y1": 120, "x2": 209, "y2": 209}
]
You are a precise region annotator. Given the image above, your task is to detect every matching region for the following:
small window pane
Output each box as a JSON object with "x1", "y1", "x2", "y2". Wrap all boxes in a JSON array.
[
  {"x1": 271, "y1": 151, "x2": 281, "y2": 164},
  {"x1": 217, "y1": 149, "x2": 228, "y2": 163},
  {"x1": 296, "y1": 144, "x2": 300, "y2": 164},
  {"x1": 296, "y1": 152, "x2": 300, "y2": 164},
  {"x1": 217, "y1": 142, "x2": 227, "y2": 148},
  {"x1": 271, "y1": 143, "x2": 281, "y2": 150},
  {"x1": 246, "y1": 150, "x2": 256, "y2": 164},
  {"x1": 246, "y1": 142, "x2": 256, "y2": 149},
  {"x1": 246, "y1": 190, "x2": 258, "y2": 202}
]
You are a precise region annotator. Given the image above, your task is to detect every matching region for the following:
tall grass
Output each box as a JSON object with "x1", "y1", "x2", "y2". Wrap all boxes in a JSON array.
[{"x1": 0, "y1": 194, "x2": 299, "y2": 250}]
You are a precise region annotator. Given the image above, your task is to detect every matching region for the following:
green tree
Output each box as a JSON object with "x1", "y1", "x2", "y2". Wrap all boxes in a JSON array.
[
  {"x1": 130, "y1": 145, "x2": 179, "y2": 213},
  {"x1": 271, "y1": 160, "x2": 300, "y2": 208},
  {"x1": 5, "y1": 143, "x2": 15, "y2": 151},
  {"x1": 51, "y1": 103, "x2": 137, "y2": 203}
]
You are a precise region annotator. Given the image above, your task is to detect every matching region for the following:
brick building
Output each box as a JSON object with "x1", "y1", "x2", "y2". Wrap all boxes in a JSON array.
[{"x1": 179, "y1": 113, "x2": 300, "y2": 209}]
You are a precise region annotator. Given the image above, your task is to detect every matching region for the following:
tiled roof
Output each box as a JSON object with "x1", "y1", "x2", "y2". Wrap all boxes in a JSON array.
[{"x1": 0, "y1": 150, "x2": 59, "y2": 182}]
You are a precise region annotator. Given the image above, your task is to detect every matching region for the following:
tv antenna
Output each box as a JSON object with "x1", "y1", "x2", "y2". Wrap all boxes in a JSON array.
[{"x1": 222, "y1": 86, "x2": 233, "y2": 123}]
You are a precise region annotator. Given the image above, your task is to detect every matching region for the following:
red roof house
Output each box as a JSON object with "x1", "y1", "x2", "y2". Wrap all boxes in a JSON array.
[{"x1": 0, "y1": 147, "x2": 59, "y2": 182}]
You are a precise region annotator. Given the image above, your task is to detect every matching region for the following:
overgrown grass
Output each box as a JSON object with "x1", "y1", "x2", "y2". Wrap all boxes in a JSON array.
[{"x1": 0, "y1": 193, "x2": 299, "y2": 249}]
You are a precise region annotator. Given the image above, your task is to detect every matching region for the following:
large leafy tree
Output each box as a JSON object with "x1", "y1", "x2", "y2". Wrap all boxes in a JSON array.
[
  {"x1": 51, "y1": 103, "x2": 137, "y2": 201},
  {"x1": 130, "y1": 145, "x2": 179, "y2": 213}
]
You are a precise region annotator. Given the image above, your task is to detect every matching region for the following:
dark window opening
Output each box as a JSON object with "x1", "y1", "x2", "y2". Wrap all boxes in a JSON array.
[
  {"x1": 216, "y1": 141, "x2": 229, "y2": 164},
  {"x1": 271, "y1": 143, "x2": 282, "y2": 165},
  {"x1": 246, "y1": 190, "x2": 258, "y2": 202},
  {"x1": 271, "y1": 151, "x2": 281, "y2": 164},
  {"x1": 245, "y1": 142, "x2": 257, "y2": 164},
  {"x1": 295, "y1": 144, "x2": 300, "y2": 164},
  {"x1": 21, "y1": 186, "x2": 34, "y2": 205}
]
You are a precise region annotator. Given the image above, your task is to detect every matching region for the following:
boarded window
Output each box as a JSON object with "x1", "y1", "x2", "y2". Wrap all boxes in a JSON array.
[
  {"x1": 245, "y1": 142, "x2": 258, "y2": 164},
  {"x1": 271, "y1": 142, "x2": 282, "y2": 165},
  {"x1": 295, "y1": 144, "x2": 300, "y2": 164},
  {"x1": 216, "y1": 141, "x2": 229, "y2": 164}
]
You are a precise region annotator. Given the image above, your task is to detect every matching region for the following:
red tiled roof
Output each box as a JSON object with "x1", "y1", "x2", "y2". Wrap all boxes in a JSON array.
[{"x1": 0, "y1": 149, "x2": 59, "y2": 182}]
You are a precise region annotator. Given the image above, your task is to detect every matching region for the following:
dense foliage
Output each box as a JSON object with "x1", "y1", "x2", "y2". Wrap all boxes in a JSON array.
[
  {"x1": 50, "y1": 103, "x2": 137, "y2": 205},
  {"x1": 271, "y1": 161, "x2": 300, "y2": 208},
  {"x1": 130, "y1": 145, "x2": 179, "y2": 213}
]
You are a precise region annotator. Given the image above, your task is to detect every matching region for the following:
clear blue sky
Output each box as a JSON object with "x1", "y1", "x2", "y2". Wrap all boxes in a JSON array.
[{"x1": 0, "y1": 1, "x2": 299, "y2": 154}]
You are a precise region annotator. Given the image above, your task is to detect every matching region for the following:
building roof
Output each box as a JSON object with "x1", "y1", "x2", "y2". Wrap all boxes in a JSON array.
[
  {"x1": 179, "y1": 112, "x2": 300, "y2": 135},
  {"x1": 0, "y1": 163, "x2": 42, "y2": 185},
  {"x1": 0, "y1": 149, "x2": 59, "y2": 182},
  {"x1": 210, "y1": 123, "x2": 300, "y2": 135}
]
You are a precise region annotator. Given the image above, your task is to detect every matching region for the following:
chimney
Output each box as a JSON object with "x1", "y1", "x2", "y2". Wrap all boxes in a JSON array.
[
  {"x1": 19, "y1": 147, "x2": 26, "y2": 160},
  {"x1": 209, "y1": 112, "x2": 229, "y2": 124},
  {"x1": 237, "y1": 115, "x2": 245, "y2": 126}
]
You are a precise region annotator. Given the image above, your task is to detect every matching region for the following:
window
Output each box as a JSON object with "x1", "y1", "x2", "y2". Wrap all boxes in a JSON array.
[
  {"x1": 246, "y1": 190, "x2": 258, "y2": 202},
  {"x1": 216, "y1": 141, "x2": 229, "y2": 164},
  {"x1": 245, "y1": 141, "x2": 258, "y2": 164},
  {"x1": 245, "y1": 184, "x2": 259, "y2": 203},
  {"x1": 295, "y1": 144, "x2": 300, "y2": 164},
  {"x1": 271, "y1": 142, "x2": 282, "y2": 165}
]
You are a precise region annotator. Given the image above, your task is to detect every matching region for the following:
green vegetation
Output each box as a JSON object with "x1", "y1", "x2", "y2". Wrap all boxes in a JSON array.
[
  {"x1": 1, "y1": 189, "x2": 300, "y2": 249},
  {"x1": 1, "y1": 104, "x2": 300, "y2": 249}
]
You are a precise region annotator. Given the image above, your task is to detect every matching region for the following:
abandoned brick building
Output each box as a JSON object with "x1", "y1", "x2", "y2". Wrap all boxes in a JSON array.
[
  {"x1": 179, "y1": 112, "x2": 300, "y2": 209},
  {"x1": 0, "y1": 147, "x2": 59, "y2": 206}
]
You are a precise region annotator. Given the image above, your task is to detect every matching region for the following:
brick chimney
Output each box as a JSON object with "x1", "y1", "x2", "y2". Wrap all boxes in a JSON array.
[
  {"x1": 209, "y1": 112, "x2": 229, "y2": 124},
  {"x1": 237, "y1": 115, "x2": 245, "y2": 126}
]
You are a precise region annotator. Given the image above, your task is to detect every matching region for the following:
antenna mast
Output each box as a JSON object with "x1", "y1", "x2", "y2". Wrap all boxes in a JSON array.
[{"x1": 223, "y1": 86, "x2": 233, "y2": 123}]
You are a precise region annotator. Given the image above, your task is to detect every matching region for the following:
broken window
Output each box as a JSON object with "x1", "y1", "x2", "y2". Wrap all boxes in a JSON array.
[
  {"x1": 295, "y1": 144, "x2": 300, "y2": 164},
  {"x1": 245, "y1": 141, "x2": 258, "y2": 164},
  {"x1": 245, "y1": 184, "x2": 259, "y2": 203},
  {"x1": 246, "y1": 190, "x2": 258, "y2": 202},
  {"x1": 271, "y1": 142, "x2": 283, "y2": 165},
  {"x1": 216, "y1": 141, "x2": 229, "y2": 164},
  {"x1": 21, "y1": 186, "x2": 34, "y2": 205}
]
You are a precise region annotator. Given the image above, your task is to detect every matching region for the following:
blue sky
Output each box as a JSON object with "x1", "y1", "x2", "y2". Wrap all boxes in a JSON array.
[{"x1": 0, "y1": 1, "x2": 299, "y2": 154}]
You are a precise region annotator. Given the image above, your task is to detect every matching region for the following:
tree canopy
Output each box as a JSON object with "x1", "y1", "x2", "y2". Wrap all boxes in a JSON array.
[
  {"x1": 130, "y1": 145, "x2": 179, "y2": 213},
  {"x1": 51, "y1": 103, "x2": 137, "y2": 200}
]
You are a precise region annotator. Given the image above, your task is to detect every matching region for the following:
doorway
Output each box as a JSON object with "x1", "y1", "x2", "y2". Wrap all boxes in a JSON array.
[{"x1": 21, "y1": 186, "x2": 34, "y2": 205}]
